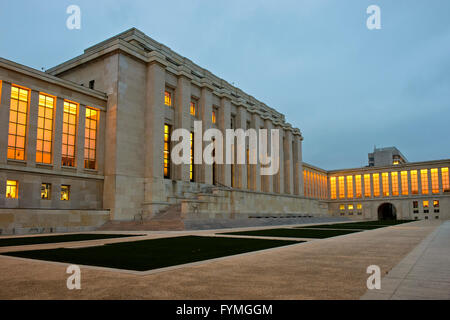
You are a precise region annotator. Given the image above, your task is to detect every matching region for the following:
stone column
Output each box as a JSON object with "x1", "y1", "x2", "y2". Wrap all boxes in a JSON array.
[
  {"x1": 144, "y1": 61, "x2": 166, "y2": 206},
  {"x1": 438, "y1": 168, "x2": 443, "y2": 194},
  {"x1": 273, "y1": 125, "x2": 284, "y2": 194},
  {"x1": 199, "y1": 86, "x2": 213, "y2": 185},
  {"x1": 76, "y1": 104, "x2": 86, "y2": 172},
  {"x1": 388, "y1": 172, "x2": 393, "y2": 197},
  {"x1": 250, "y1": 112, "x2": 262, "y2": 192},
  {"x1": 262, "y1": 119, "x2": 273, "y2": 193},
  {"x1": 344, "y1": 175, "x2": 348, "y2": 199},
  {"x1": 174, "y1": 75, "x2": 191, "y2": 182},
  {"x1": 370, "y1": 174, "x2": 374, "y2": 198},
  {"x1": 283, "y1": 130, "x2": 294, "y2": 195},
  {"x1": 219, "y1": 96, "x2": 231, "y2": 187},
  {"x1": 407, "y1": 171, "x2": 412, "y2": 195},
  {"x1": 293, "y1": 135, "x2": 302, "y2": 196},
  {"x1": 0, "y1": 81, "x2": 12, "y2": 164},
  {"x1": 53, "y1": 97, "x2": 64, "y2": 170},
  {"x1": 25, "y1": 90, "x2": 39, "y2": 167},
  {"x1": 428, "y1": 168, "x2": 433, "y2": 195},
  {"x1": 236, "y1": 106, "x2": 247, "y2": 190},
  {"x1": 418, "y1": 170, "x2": 423, "y2": 195}
]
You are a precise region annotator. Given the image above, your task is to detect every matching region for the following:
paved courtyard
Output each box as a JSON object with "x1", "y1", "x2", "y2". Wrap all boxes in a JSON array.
[{"x1": 0, "y1": 220, "x2": 447, "y2": 299}]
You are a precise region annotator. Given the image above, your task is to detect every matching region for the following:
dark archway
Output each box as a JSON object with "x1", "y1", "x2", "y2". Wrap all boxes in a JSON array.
[{"x1": 378, "y1": 203, "x2": 397, "y2": 220}]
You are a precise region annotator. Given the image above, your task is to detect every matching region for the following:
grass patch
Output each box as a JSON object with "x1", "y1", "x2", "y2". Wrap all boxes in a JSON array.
[
  {"x1": 220, "y1": 228, "x2": 361, "y2": 239},
  {"x1": 295, "y1": 220, "x2": 416, "y2": 230},
  {"x1": 2, "y1": 236, "x2": 297, "y2": 271},
  {"x1": 0, "y1": 233, "x2": 141, "y2": 247}
]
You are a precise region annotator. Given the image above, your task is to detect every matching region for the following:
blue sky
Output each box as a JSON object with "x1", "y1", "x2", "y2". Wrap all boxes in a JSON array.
[{"x1": 1, "y1": 0, "x2": 449, "y2": 170}]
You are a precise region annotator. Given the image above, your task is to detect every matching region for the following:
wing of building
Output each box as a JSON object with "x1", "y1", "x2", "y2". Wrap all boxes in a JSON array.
[{"x1": 0, "y1": 28, "x2": 448, "y2": 234}]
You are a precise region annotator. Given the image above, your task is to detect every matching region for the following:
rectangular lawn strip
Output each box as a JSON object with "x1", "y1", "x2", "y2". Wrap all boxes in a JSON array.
[
  {"x1": 295, "y1": 224, "x2": 384, "y2": 230},
  {"x1": 0, "y1": 233, "x2": 142, "y2": 247},
  {"x1": 220, "y1": 228, "x2": 361, "y2": 239},
  {"x1": 1, "y1": 236, "x2": 298, "y2": 271}
]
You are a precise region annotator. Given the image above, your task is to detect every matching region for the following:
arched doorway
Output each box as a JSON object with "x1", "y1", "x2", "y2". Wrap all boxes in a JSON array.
[{"x1": 378, "y1": 203, "x2": 397, "y2": 220}]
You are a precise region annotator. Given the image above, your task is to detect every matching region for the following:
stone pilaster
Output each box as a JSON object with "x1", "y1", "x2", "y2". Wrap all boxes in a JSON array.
[
  {"x1": 53, "y1": 97, "x2": 64, "y2": 170},
  {"x1": 262, "y1": 119, "x2": 273, "y2": 193},
  {"x1": 219, "y1": 96, "x2": 231, "y2": 187},
  {"x1": 273, "y1": 125, "x2": 284, "y2": 194},
  {"x1": 0, "y1": 81, "x2": 12, "y2": 164},
  {"x1": 199, "y1": 86, "x2": 213, "y2": 185},
  {"x1": 76, "y1": 104, "x2": 86, "y2": 172},
  {"x1": 283, "y1": 130, "x2": 294, "y2": 195},
  {"x1": 250, "y1": 112, "x2": 262, "y2": 192},
  {"x1": 236, "y1": 106, "x2": 247, "y2": 190},
  {"x1": 175, "y1": 75, "x2": 192, "y2": 182},
  {"x1": 26, "y1": 90, "x2": 39, "y2": 167}
]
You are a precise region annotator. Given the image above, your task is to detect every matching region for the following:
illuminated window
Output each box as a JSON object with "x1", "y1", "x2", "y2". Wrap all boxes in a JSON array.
[
  {"x1": 393, "y1": 160, "x2": 399, "y2": 165},
  {"x1": 433, "y1": 200, "x2": 439, "y2": 208},
  {"x1": 164, "y1": 90, "x2": 172, "y2": 106},
  {"x1": 190, "y1": 101, "x2": 196, "y2": 117},
  {"x1": 348, "y1": 204, "x2": 354, "y2": 211},
  {"x1": 41, "y1": 183, "x2": 51, "y2": 200},
  {"x1": 381, "y1": 172, "x2": 389, "y2": 196},
  {"x1": 401, "y1": 171, "x2": 408, "y2": 195},
  {"x1": 61, "y1": 185, "x2": 70, "y2": 201},
  {"x1": 62, "y1": 101, "x2": 78, "y2": 167},
  {"x1": 212, "y1": 110, "x2": 217, "y2": 124},
  {"x1": 338, "y1": 176, "x2": 345, "y2": 199},
  {"x1": 6, "y1": 180, "x2": 18, "y2": 199},
  {"x1": 355, "y1": 175, "x2": 362, "y2": 198},
  {"x1": 429, "y1": 168, "x2": 439, "y2": 194},
  {"x1": 36, "y1": 94, "x2": 54, "y2": 164},
  {"x1": 8, "y1": 86, "x2": 29, "y2": 160},
  {"x1": 84, "y1": 108, "x2": 98, "y2": 170},
  {"x1": 164, "y1": 124, "x2": 171, "y2": 178},
  {"x1": 190, "y1": 132, "x2": 194, "y2": 182},
  {"x1": 357, "y1": 203, "x2": 362, "y2": 210},
  {"x1": 330, "y1": 177, "x2": 337, "y2": 200},
  {"x1": 346, "y1": 176, "x2": 353, "y2": 198},
  {"x1": 364, "y1": 174, "x2": 371, "y2": 197},
  {"x1": 391, "y1": 172, "x2": 399, "y2": 196},
  {"x1": 420, "y1": 169, "x2": 429, "y2": 194},
  {"x1": 410, "y1": 170, "x2": 418, "y2": 194},
  {"x1": 372, "y1": 173, "x2": 380, "y2": 197},
  {"x1": 423, "y1": 200, "x2": 429, "y2": 208},
  {"x1": 441, "y1": 168, "x2": 449, "y2": 192},
  {"x1": 339, "y1": 204, "x2": 345, "y2": 211}
]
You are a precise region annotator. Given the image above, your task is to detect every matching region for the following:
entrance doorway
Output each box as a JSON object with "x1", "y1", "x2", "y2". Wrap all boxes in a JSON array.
[{"x1": 378, "y1": 203, "x2": 397, "y2": 220}]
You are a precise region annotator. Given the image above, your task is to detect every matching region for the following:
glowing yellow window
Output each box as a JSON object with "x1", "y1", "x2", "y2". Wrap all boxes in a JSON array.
[
  {"x1": 433, "y1": 200, "x2": 439, "y2": 208},
  {"x1": 164, "y1": 91, "x2": 172, "y2": 106},
  {"x1": 164, "y1": 124, "x2": 171, "y2": 178},
  {"x1": 364, "y1": 174, "x2": 371, "y2": 197},
  {"x1": 410, "y1": 170, "x2": 418, "y2": 194},
  {"x1": 41, "y1": 183, "x2": 51, "y2": 200},
  {"x1": 8, "y1": 86, "x2": 29, "y2": 160},
  {"x1": 84, "y1": 108, "x2": 98, "y2": 170},
  {"x1": 190, "y1": 101, "x2": 196, "y2": 116},
  {"x1": 401, "y1": 171, "x2": 409, "y2": 195},
  {"x1": 357, "y1": 203, "x2": 362, "y2": 210},
  {"x1": 423, "y1": 200, "x2": 429, "y2": 208},
  {"x1": 348, "y1": 204, "x2": 354, "y2": 211},
  {"x1": 373, "y1": 173, "x2": 380, "y2": 197},
  {"x1": 346, "y1": 176, "x2": 353, "y2": 198},
  {"x1": 355, "y1": 175, "x2": 362, "y2": 198},
  {"x1": 212, "y1": 110, "x2": 217, "y2": 124},
  {"x1": 442, "y1": 168, "x2": 450, "y2": 192},
  {"x1": 330, "y1": 177, "x2": 337, "y2": 200},
  {"x1": 420, "y1": 169, "x2": 429, "y2": 194},
  {"x1": 61, "y1": 185, "x2": 70, "y2": 201},
  {"x1": 382, "y1": 172, "x2": 389, "y2": 196},
  {"x1": 62, "y1": 101, "x2": 78, "y2": 167},
  {"x1": 6, "y1": 180, "x2": 18, "y2": 199},
  {"x1": 393, "y1": 160, "x2": 399, "y2": 165},
  {"x1": 430, "y1": 168, "x2": 439, "y2": 194},
  {"x1": 338, "y1": 176, "x2": 345, "y2": 199},
  {"x1": 339, "y1": 204, "x2": 345, "y2": 211},
  {"x1": 391, "y1": 172, "x2": 399, "y2": 196},
  {"x1": 36, "y1": 94, "x2": 54, "y2": 164}
]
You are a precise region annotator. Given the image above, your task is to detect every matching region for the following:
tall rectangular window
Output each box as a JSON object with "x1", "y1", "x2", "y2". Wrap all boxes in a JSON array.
[
  {"x1": 355, "y1": 175, "x2": 362, "y2": 198},
  {"x1": 382, "y1": 172, "x2": 389, "y2": 196},
  {"x1": 338, "y1": 176, "x2": 345, "y2": 199},
  {"x1": 190, "y1": 132, "x2": 194, "y2": 182},
  {"x1": 410, "y1": 170, "x2": 418, "y2": 194},
  {"x1": 8, "y1": 86, "x2": 29, "y2": 160},
  {"x1": 84, "y1": 108, "x2": 98, "y2": 169},
  {"x1": 164, "y1": 90, "x2": 172, "y2": 106},
  {"x1": 61, "y1": 185, "x2": 70, "y2": 201},
  {"x1": 41, "y1": 183, "x2": 51, "y2": 200},
  {"x1": 190, "y1": 101, "x2": 196, "y2": 117},
  {"x1": 420, "y1": 169, "x2": 429, "y2": 194},
  {"x1": 346, "y1": 176, "x2": 353, "y2": 198},
  {"x1": 430, "y1": 168, "x2": 439, "y2": 194},
  {"x1": 62, "y1": 101, "x2": 78, "y2": 167},
  {"x1": 36, "y1": 94, "x2": 54, "y2": 164},
  {"x1": 212, "y1": 110, "x2": 217, "y2": 124},
  {"x1": 442, "y1": 167, "x2": 449, "y2": 192},
  {"x1": 373, "y1": 173, "x2": 380, "y2": 197},
  {"x1": 330, "y1": 177, "x2": 337, "y2": 199},
  {"x1": 391, "y1": 172, "x2": 399, "y2": 196},
  {"x1": 164, "y1": 124, "x2": 171, "y2": 178},
  {"x1": 364, "y1": 174, "x2": 371, "y2": 197},
  {"x1": 6, "y1": 180, "x2": 18, "y2": 199},
  {"x1": 401, "y1": 171, "x2": 409, "y2": 195}
]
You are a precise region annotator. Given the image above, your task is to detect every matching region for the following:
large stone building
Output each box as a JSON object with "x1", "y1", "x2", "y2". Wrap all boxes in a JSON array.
[{"x1": 0, "y1": 28, "x2": 448, "y2": 234}]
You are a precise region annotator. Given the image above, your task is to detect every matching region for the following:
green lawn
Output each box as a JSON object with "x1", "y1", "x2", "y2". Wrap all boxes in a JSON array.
[
  {"x1": 295, "y1": 220, "x2": 415, "y2": 230},
  {"x1": 0, "y1": 233, "x2": 141, "y2": 247},
  {"x1": 2, "y1": 236, "x2": 298, "y2": 271},
  {"x1": 220, "y1": 228, "x2": 361, "y2": 239}
]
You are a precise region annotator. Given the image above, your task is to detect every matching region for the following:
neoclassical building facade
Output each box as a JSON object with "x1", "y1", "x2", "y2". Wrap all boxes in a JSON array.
[{"x1": 0, "y1": 28, "x2": 448, "y2": 234}]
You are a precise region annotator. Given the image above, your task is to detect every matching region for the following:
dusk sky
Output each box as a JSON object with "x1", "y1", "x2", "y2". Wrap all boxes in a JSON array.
[{"x1": 1, "y1": 0, "x2": 449, "y2": 170}]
